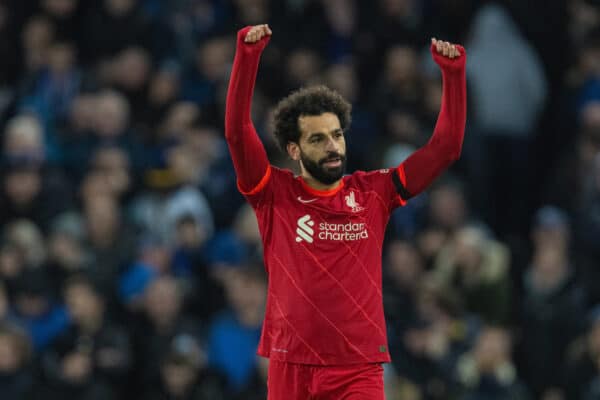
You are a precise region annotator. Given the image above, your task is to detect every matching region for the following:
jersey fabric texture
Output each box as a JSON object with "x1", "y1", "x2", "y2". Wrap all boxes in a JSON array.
[
  {"x1": 224, "y1": 26, "x2": 466, "y2": 369},
  {"x1": 242, "y1": 165, "x2": 407, "y2": 365}
]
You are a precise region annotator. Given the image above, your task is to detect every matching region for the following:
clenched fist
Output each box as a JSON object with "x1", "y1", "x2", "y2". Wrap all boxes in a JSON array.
[
  {"x1": 430, "y1": 38, "x2": 466, "y2": 71},
  {"x1": 431, "y1": 38, "x2": 461, "y2": 58},
  {"x1": 244, "y1": 24, "x2": 272, "y2": 43}
]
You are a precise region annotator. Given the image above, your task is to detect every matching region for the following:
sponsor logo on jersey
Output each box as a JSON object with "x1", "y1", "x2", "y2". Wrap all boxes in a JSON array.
[
  {"x1": 295, "y1": 214, "x2": 315, "y2": 243},
  {"x1": 296, "y1": 214, "x2": 368, "y2": 243}
]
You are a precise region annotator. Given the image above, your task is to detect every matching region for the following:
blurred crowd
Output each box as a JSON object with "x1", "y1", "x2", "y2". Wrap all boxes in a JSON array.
[{"x1": 0, "y1": 0, "x2": 600, "y2": 399}]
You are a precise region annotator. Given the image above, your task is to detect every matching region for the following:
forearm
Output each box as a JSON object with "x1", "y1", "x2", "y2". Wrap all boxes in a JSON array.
[
  {"x1": 225, "y1": 27, "x2": 270, "y2": 192},
  {"x1": 400, "y1": 55, "x2": 466, "y2": 197}
]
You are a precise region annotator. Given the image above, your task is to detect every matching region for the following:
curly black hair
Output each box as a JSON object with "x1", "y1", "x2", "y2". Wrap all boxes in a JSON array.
[{"x1": 272, "y1": 85, "x2": 352, "y2": 153}]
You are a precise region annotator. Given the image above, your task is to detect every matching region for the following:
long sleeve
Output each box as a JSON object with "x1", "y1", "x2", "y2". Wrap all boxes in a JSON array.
[
  {"x1": 398, "y1": 44, "x2": 467, "y2": 198},
  {"x1": 225, "y1": 27, "x2": 271, "y2": 194}
]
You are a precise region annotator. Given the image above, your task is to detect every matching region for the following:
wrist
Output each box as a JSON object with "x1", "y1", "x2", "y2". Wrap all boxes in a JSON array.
[
  {"x1": 237, "y1": 26, "x2": 253, "y2": 42},
  {"x1": 441, "y1": 65, "x2": 466, "y2": 78}
]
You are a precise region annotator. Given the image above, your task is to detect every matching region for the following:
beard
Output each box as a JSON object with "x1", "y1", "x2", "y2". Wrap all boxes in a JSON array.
[{"x1": 300, "y1": 150, "x2": 346, "y2": 185}]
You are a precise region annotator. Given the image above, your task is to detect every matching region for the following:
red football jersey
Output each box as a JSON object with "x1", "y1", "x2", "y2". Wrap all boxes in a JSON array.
[
  {"x1": 226, "y1": 25, "x2": 466, "y2": 366},
  {"x1": 242, "y1": 165, "x2": 407, "y2": 365}
]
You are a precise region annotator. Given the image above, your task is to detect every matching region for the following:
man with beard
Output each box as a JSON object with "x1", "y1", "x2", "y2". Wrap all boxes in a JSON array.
[{"x1": 224, "y1": 24, "x2": 466, "y2": 399}]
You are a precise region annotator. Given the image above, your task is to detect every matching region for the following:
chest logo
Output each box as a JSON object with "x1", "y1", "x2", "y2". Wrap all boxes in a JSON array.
[
  {"x1": 297, "y1": 196, "x2": 318, "y2": 204},
  {"x1": 345, "y1": 191, "x2": 365, "y2": 212},
  {"x1": 295, "y1": 214, "x2": 369, "y2": 243},
  {"x1": 295, "y1": 214, "x2": 315, "y2": 243}
]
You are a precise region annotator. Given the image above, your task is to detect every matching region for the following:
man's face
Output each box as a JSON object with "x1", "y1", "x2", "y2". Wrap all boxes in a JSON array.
[
  {"x1": 289, "y1": 112, "x2": 347, "y2": 185},
  {"x1": 0, "y1": 334, "x2": 21, "y2": 372},
  {"x1": 65, "y1": 284, "x2": 102, "y2": 324},
  {"x1": 4, "y1": 169, "x2": 41, "y2": 207}
]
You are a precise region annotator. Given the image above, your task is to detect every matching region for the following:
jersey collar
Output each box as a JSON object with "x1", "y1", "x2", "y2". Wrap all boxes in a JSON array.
[{"x1": 298, "y1": 176, "x2": 344, "y2": 197}]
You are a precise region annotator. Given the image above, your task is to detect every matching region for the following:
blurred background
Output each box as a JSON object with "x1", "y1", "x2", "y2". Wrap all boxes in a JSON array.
[{"x1": 0, "y1": 0, "x2": 598, "y2": 399}]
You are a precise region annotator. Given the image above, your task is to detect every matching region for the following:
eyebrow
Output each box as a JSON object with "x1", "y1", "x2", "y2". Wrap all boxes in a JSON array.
[{"x1": 307, "y1": 128, "x2": 343, "y2": 138}]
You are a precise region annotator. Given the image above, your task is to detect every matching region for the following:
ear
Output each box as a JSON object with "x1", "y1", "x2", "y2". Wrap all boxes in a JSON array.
[{"x1": 287, "y1": 142, "x2": 301, "y2": 161}]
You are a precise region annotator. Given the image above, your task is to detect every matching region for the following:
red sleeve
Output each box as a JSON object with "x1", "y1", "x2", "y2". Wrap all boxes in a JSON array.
[
  {"x1": 224, "y1": 26, "x2": 271, "y2": 194},
  {"x1": 397, "y1": 43, "x2": 467, "y2": 198}
]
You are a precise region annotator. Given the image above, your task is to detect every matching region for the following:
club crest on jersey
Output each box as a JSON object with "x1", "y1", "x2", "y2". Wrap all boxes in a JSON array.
[{"x1": 345, "y1": 191, "x2": 365, "y2": 212}]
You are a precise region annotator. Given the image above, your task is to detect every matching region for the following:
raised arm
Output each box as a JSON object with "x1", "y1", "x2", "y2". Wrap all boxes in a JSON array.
[
  {"x1": 397, "y1": 39, "x2": 467, "y2": 198},
  {"x1": 225, "y1": 25, "x2": 272, "y2": 193}
]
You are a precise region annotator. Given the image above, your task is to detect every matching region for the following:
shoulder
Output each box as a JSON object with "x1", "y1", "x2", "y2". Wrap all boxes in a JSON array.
[
  {"x1": 349, "y1": 168, "x2": 395, "y2": 178},
  {"x1": 270, "y1": 165, "x2": 295, "y2": 181},
  {"x1": 263, "y1": 165, "x2": 297, "y2": 193},
  {"x1": 346, "y1": 168, "x2": 395, "y2": 185},
  {"x1": 239, "y1": 165, "x2": 296, "y2": 204},
  {"x1": 253, "y1": 165, "x2": 296, "y2": 189}
]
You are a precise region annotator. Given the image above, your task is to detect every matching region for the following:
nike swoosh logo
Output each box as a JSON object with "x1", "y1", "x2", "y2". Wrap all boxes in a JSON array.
[{"x1": 297, "y1": 196, "x2": 318, "y2": 204}]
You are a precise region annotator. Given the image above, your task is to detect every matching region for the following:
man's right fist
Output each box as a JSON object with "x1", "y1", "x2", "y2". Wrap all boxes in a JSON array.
[{"x1": 244, "y1": 24, "x2": 272, "y2": 44}]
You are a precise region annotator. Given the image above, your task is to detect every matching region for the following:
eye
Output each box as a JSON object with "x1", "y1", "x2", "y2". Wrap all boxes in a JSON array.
[
  {"x1": 310, "y1": 136, "x2": 323, "y2": 144},
  {"x1": 334, "y1": 131, "x2": 344, "y2": 139}
]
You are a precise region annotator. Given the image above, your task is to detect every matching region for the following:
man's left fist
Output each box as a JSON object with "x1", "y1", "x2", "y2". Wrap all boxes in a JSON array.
[
  {"x1": 430, "y1": 38, "x2": 465, "y2": 70},
  {"x1": 431, "y1": 38, "x2": 461, "y2": 58}
]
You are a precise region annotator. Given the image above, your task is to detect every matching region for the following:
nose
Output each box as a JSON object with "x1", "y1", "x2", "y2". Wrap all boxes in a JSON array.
[{"x1": 325, "y1": 136, "x2": 339, "y2": 152}]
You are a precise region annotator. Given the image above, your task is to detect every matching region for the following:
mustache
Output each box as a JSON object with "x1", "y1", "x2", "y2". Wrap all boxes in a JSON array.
[{"x1": 319, "y1": 153, "x2": 346, "y2": 165}]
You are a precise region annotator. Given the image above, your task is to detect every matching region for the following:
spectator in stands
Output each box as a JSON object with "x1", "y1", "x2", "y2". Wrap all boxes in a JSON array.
[
  {"x1": 144, "y1": 333, "x2": 230, "y2": 400},
  {"x1": 119, "y1": 234, "x2": 170, "y2": 308},
  {"x1": 0, "y1": 322, "x2": 34, "y2": 400},
  {"x1": 416, "y1": 177, "x2": 470, "y2": 266},
  {"x1": 0, "y1": 114, "x2": 73, "y2": 231},
  {"x1": 208, "y1": 265, "x2": 265, "y2": 392},
  {"x1": 466, "y1": 3, "x2": 547, "y2": 238},
  {"x1": 46, "y1": 213, "x2": 90, "y2": 296},
  {"x1": 390, "y1": 279, "x2": 480, "y2": 400},
  {"x1": 516, "y1": 211, "x2": 587, "y2": 398},
  {"x1": 20, "y1": 15, "x2": 55, "y2": 77},
  {"x1": 83, "y1": 194, "x2": 135, "y2": 301},
  {"x1": 456, "y1": 326, "x2": 530, "y2": 400},
  {"x1": 545, "y1": 101, "x2": 600, "y2": 214},
  {"x1": 132, "y1": 276, "x2": 202, "y2": 389},
  {"x1": 8, "y1": 267, "x2": 70, "y2": 352},
  {"x1": 383, "y1": 239, "x2": 424, "y2": 332},
  {"x1": 564, "y1": 305, "x2": 600, "y2": 400},
  {"x1": 433, "y1": 225, "x2": 512, "y2": 324},
  {"x1": 20, "y1": 40, "x2": 81, "y2": 130},
  {"x1": 40, "y1": 275, "x2": 131, "y2": 398}
]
